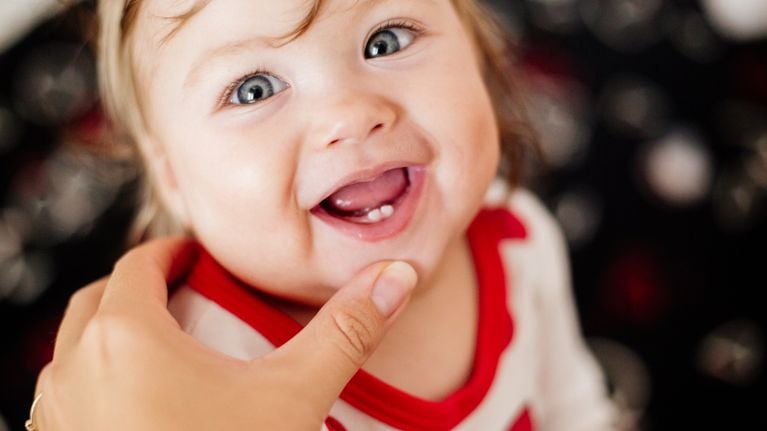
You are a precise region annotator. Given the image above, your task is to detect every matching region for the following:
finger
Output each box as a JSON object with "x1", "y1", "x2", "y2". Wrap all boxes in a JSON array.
[
  {"x1": 52, "y1": 278, "x2": 108, "y2": 360},
  {"x1": 32, "y1": 364, "x2": 53, "y2": 431},
  {"x1": 270, "y1": 260, "x2": 417, "y2": 408},
  {"x1": 98, "y1": 237, "x2": 197, "y2": 314}
]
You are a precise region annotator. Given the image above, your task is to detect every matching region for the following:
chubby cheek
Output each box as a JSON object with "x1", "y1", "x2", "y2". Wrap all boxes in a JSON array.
[
  {"x1": 407, "y1": 40, "x2": 499, "y2": 210},
  {"x1": 164, "y1": 125, "x2": 320, "y2": 289},
  {"x1": 414, "y1": 75, "x2": 499, "y2": 218}
]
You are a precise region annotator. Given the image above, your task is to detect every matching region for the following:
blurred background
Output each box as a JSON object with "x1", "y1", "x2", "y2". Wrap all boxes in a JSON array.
[{"x1": 0, "y1": 0, "x2": 765, "y2": 429}]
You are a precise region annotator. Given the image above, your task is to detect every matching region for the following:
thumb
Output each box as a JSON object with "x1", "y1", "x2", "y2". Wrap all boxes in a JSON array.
[{"x1": 271, "y1": 261, "x2": 417, "y2": 409}]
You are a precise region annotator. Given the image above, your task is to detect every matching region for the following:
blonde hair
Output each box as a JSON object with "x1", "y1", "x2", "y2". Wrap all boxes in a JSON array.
[{"x1": 97, "y1": 0, "x2": 537, "y2": 243}]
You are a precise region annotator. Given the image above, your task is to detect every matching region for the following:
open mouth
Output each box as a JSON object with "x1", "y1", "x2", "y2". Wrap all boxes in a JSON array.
[
  {"x1": 311, "y1": 166, "x2": 425, "y2": 241},
  {"x1": 318, "y1": 167, "x2": 409, "y2": 223}
]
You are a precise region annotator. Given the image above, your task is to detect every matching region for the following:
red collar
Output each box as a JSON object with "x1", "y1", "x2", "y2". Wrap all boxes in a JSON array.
[{"x1": 185, "y1": 208, "x2": 527, "y2": 430}]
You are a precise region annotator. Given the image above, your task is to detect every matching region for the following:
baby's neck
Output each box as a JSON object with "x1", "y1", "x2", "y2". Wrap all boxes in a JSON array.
[
  {"x1": 363, "y1": 234, "x2": 479, "y2": 400},
  {"x1": 278, "y1": 234, "x2": 479, "y2": 401}
]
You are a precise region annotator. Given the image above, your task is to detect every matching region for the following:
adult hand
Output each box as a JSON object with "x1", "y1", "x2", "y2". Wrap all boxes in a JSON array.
[{"x1": 31, "y1": 238, "x2": 417, "y2": 430}]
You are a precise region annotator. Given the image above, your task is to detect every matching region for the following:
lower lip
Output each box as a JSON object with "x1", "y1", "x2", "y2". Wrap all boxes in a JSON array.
[{"x1": 311, "y1": 167, "x2": 426, "y2": 242}]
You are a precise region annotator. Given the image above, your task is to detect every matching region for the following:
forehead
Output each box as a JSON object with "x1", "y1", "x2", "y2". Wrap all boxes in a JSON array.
[
  {"x1": 138, "y1": 0, "x2": 401, "y2": 45},
  {"x1": 130, "y1": 0, "x2": 316, "y2": 84},
  {"x1": 139, "y1": 0, "x2": 445, "y2": 43},
  {"x1": 132, "y1": 0, "x2": 442, "y2": 73},
  {"x1": 137, "y1": 0, "x2": 303, "y2": 43}
]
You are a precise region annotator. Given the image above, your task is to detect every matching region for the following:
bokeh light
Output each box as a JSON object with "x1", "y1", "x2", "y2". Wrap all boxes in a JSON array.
[
  {"x1": 639, "y1": 128, "x2": 713, "y2": 207},
  {"x1": 599, "y1": 75, "x2": 671, "y2": 140},
  {"x1": 526, "y1": 75, "x2": 592, "y2": 170},
  {"x1": 666, "y1": 8, "x2": 724, "y2": 64},
  {"x1": 525, "y1": 0, "x2": 581, "y2": 34},
  {"x1": 9, "y1": 145, "x2": 134, "y2": 246},
  {"x1": 12, "y1": 42, "x2": 97, "y2": 127},
  {"x1": 697, "y1": 320, "x2": 764, "y2": 386},
  {"x1": 7, "y1": 251, "x2": 54, "y2": 305},
  {"x1": 0, "y1": 214, "x2": 25, "y2": 301},
  {"x1": 601, "y1": 250, "x2": 671, "y2": 328},
  {"x1": 580, "y1": 0, "x2": 664, "y2": 52},
  {"x1": 590, "y1": 338, "x2": 651, "y2": 431},
  {"x1": 553, "y1": 187, "x2": 602, "y2": 247},
  {"x1": 0, "y1": 106, "x2": 22, "y2": 155},
  {"x1": 702, "y1": 0, "x2": 767, "y2": 41},
  {"x1": 713, "y1": 165, "x2": 765, "y2": 231}
]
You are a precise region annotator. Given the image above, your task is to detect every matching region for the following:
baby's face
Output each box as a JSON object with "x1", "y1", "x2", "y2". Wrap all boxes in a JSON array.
[{"x1": 133, "y1": 0, "x2": 499, "y2": 302}]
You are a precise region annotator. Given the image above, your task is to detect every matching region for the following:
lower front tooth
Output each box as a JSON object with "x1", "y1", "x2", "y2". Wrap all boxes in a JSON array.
[
  {"x1": 380, "y1": 205, "x2": 394, "y2": 218},
  {"x1": 367, "y1": 208, "x2": 382, "y2": 222}
]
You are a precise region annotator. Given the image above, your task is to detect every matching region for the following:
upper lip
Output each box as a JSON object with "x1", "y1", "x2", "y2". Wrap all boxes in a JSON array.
[{"x1": 310, "y1": 161, "x2": 414, "y2": 210}]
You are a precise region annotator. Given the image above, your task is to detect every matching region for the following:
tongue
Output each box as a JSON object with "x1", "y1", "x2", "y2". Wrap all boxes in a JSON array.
[{"x1": 324, "y1": 168, "x2": 407, "y2": 214}]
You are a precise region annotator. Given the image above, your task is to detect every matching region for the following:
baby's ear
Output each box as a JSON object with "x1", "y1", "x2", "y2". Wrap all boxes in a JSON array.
[{"x1": 139, "y1": 136, "x2": 192, "y2": 230}]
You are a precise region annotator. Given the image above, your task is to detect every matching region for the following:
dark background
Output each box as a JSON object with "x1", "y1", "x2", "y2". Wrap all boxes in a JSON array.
[{"x1": 1, "y1": 1, "x2": 766, "y2": 430}]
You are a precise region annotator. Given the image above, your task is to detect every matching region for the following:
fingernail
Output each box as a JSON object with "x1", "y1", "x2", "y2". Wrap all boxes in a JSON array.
[{"x1": 371, "y1": 261, "x2": 417, "y2": 317}]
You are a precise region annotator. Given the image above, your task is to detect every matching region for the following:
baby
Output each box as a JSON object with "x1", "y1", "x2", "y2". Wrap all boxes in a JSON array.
[{"x1": 97, "y1": 0, "x2": 615, "y2": 429}]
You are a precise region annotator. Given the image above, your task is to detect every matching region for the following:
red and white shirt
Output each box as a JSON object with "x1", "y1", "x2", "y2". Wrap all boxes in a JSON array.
[{"x1": 169, "y1": 189, "x2": 615, "y2": 430}]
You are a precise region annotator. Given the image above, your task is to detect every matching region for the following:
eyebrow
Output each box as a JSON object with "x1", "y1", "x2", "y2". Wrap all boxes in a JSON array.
[{"x1": 183, "y1": 31, "x2": 298, "y2": 90}]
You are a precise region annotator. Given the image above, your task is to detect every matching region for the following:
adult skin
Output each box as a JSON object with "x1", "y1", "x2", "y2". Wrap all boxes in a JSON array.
[{"x1": 30, "y1": 238, "x2": 417, "y2": 430}]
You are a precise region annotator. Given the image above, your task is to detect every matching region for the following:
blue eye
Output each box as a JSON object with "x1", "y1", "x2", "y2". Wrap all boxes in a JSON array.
[
  {"x1": 230, "y1": 74, "x2": 288, "y2": 105},
  {"x1": 364, "y1": 26, "x2": 416, "y2": 59}
]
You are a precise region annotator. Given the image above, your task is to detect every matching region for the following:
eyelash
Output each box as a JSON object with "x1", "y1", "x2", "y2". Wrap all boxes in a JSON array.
[
  {"x1": 217, "y1": 19, "x2": 424, "y2": 108},
  {"x1": 371, "y1": 19, "x2": 424, "y2": 41}
]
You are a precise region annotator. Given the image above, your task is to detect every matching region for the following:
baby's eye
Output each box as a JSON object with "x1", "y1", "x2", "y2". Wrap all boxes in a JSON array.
[
  {"x1": 229, "y1": 73, "x2": 288, "y2": 105},
  {"x1": 364, "y1": 26, "x2": 417, "y2": 59}
]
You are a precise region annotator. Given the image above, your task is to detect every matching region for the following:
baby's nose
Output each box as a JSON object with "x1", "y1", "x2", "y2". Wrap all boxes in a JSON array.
[{"x1": 310, "y1": 92, "x2": 397, "y2": 148}]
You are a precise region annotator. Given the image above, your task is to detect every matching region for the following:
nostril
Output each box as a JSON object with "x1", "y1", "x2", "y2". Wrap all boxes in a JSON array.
[{"x1": 325, "y1": 122, "x2": 386, "y2": 147}]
